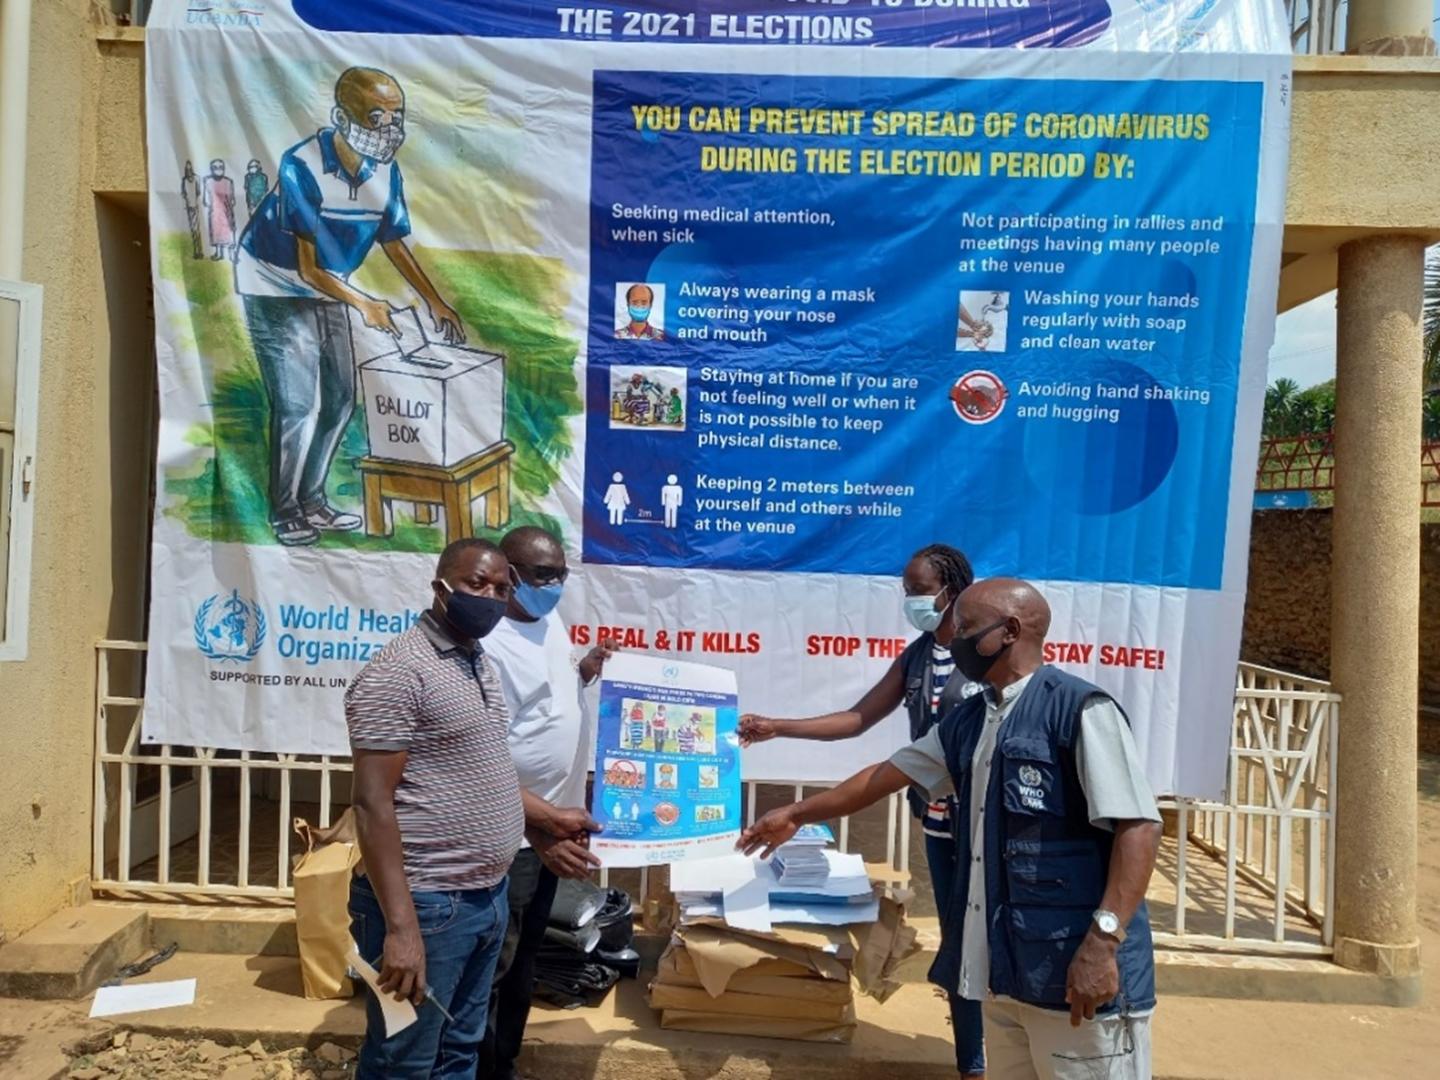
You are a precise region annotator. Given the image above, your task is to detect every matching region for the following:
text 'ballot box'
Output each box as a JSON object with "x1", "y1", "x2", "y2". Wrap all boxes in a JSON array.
[{"x1": 353, "y1": 308, "x2": 506, "y2": 468}]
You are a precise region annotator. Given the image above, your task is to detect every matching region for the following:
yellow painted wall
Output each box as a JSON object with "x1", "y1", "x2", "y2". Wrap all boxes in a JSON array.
[{"x1": 0, "y1": 4, "x2": 151, "y2": 939}]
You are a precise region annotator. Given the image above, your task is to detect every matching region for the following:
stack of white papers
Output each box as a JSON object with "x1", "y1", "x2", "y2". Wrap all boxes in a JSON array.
[
  {"x1": 772, "y1": 846, "x2": 829, "y2": 888},
  {"x1": 670, "y1": 850, "x2": 878, "y2": 930}
]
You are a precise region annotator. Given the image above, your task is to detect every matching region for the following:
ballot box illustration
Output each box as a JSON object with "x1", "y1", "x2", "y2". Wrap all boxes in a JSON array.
[{"x1": 351, "y1": 308, "x2": 515, "y2": 543}]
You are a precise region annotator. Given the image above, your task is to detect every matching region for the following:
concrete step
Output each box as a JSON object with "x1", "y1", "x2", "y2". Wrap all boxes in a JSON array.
[
  {"x1": 1155, "y1": 947, "x2": 1423, "y2": 1007},
  {"x1": 0, "y1": 906, "x2": 148, "y2": 1000},
  {"x1": 12, "y1": 901, "x2": 1416, "y2": 1010},
  {"x1": 95, "y1": 901, "x2": 298, "y2": 958}
]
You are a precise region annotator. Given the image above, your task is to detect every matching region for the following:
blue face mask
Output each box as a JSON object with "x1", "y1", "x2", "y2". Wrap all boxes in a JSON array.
[
  {"x1": 515, "y1": 579, "x2": 564, "y2": 619},
  {"x1": 628, "y1": 305, "x2": 651, "y2": 323},
  {"x1": 903, "y1": 592, "x2": 948, "y2": 633}
]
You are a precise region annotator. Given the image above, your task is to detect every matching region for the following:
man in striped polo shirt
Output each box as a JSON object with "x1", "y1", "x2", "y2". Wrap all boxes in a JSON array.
[{"x1": 346, "y1": 539, "x2": 593, "y2": 1079}]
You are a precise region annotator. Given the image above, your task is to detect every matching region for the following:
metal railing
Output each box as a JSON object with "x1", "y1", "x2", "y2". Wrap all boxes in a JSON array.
[
  {"x1": 90, "y1": 641, "x2": 913, "y2": 902},
  {"x1": 1256, "y1": 432, "x2": 1440, "y2": 508},
  {"x1": 1287, "y1": 0, "x2": 1344, "y2": 55},
  {"x1": 93, "y1": 642, "x2": 1340, "y2": 956},
  {"x1": 1155, "y1": 663, "x2": 1339, "y2": 955}
]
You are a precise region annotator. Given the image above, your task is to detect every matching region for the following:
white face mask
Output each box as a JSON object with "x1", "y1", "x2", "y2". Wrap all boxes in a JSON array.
[
  {"x1": 903, "y1": 591, "x2": 948, "y2": 633},
  {"x1": 337, "y1": 111, "x2": 406, "y2": 164}
]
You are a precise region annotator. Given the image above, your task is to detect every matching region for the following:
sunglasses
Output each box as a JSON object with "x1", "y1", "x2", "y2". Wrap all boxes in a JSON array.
[{"x1": 512, "y1": 561, "x2": 569, "y2": 587}]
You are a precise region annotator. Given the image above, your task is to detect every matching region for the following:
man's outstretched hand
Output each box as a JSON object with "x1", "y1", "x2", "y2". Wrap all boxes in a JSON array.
[{"x1": 737, "y1": 805, "x2": 800, "y2": 858}]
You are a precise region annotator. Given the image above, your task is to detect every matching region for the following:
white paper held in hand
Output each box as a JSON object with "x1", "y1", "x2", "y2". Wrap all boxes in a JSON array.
[{"x1": 347, "y1": 940, "x2": 418, "y2": 1038}]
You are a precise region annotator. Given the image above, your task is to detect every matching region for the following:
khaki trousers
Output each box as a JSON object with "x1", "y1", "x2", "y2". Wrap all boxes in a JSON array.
[{"x1": 982, "y1": 999, "x2": 1153, "y2": 1080}]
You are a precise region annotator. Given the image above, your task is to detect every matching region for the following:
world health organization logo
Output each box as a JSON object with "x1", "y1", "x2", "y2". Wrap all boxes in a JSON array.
[{"x1": 194, "y1": 590, "x2": 267, "y2": 662}]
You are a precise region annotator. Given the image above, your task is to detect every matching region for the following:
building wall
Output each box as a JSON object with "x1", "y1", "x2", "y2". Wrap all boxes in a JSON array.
[
  {"x1": 1242, "y1": 510, "x2": 1440, "y2": 748},
  {"x1": 0, "y1": 4, "x2": 151, "y2": 939},
  {"x1": 0, "y1": 22, "x2": 1438, "y2": 938}
]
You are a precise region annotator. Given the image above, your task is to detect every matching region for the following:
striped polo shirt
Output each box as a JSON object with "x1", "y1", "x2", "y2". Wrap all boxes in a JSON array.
[{"x1": 345, "y1": 612, "x2": 524, "y2": 893}]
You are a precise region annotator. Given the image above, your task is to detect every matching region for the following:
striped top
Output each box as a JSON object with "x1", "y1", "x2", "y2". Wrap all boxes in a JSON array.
[
  {"x1": 345, "y1": 613, "x2": 525, "y2": 892},
  {"x1": 922, "y1": 641, "x2": 958, "y2": 838}
]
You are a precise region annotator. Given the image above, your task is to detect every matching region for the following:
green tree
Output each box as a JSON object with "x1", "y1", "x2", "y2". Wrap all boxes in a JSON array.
[
  {"x1": 1294, "y1": 380, "x2": 1336, "y2": 435},
  {"x1": 1264, "y1": 377, "x2": 1300, "y2": 436},
  {"x1": 1424, "y1": 394, "x2": 1440, "y2": 441}
]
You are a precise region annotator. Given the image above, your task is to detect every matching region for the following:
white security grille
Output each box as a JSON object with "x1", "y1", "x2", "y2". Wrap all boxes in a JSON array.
[{"x1": 93, "y1": 643, "x2": 1338, "y2": 955}]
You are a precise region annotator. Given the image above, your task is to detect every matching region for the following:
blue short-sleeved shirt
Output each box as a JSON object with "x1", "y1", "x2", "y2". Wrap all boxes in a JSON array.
[{"x1": 235, "y1": 128, "x2": 410, "y2": 299}]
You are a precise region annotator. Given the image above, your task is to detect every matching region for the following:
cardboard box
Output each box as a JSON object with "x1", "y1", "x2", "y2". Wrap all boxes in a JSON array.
[
  {"x1": 673, "y1": 925, "x2": 851, "y2": 996},
  {"x1": 648, "y1": 981, "x2": 853, "y2": 1023},
  {"x1": 655, "y1": 947, "x2": 853, "y2": 1006},
  {"x1": 676, "y1": 896, "x2": 917, "y2": 1001},
  {"x1": 657, "y1": 1008, "x2": 856, "y2": 1044},
  {"x1": 660, "y1": 942, "x2": 819, "y2": 986},
  {"x1": 352, "y1": 308, "x2": 505, "y2": 467}
]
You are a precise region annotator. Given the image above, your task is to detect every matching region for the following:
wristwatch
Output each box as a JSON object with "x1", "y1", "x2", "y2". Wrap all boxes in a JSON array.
[{"x1": 1092, "y1": 909, "x2": 1126, "y2": 943}]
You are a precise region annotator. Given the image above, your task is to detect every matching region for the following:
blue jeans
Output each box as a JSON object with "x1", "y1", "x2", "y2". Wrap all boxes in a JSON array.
[
  {"x1": 242, "y1": 295, "x2": 356, "y2": 527},
  {"x1": 926, "y1": 830, "x2": 986, "y2": 1075},
  {"x1": 350, "y1": 875, "x2": 509, "y2": 1080}
]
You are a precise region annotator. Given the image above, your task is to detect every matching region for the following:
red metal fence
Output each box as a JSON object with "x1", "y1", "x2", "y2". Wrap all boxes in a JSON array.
[{"x1": 1256, "y1": 434, "x2": 1440, "y2": 507}]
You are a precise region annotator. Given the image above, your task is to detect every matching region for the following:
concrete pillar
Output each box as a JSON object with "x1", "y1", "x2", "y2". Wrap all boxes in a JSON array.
[
  {"x1": 1330, "y1": 235, "x2": 1424, "y2": 981},
  {"x1": 1345, "y1": 0, "x2": 1437, "y2": 56}
]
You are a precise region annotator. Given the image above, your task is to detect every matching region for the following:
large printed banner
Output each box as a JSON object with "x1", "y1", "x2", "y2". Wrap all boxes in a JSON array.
[{"x1": 143, "y1": 1, "x2": 1290, "y2": 799}]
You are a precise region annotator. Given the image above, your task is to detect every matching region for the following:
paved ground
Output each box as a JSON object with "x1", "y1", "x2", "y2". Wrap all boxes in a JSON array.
[{"x1": 0, "y1": 761, "x2": 1433, "y2": 1079}]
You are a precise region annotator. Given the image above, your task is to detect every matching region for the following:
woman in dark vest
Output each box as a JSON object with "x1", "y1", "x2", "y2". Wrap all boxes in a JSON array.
[{"x1": 738, "y1": 543, "x2": 983, "y2": 1079}]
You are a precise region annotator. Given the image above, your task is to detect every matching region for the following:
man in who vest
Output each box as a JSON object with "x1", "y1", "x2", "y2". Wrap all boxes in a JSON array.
[{"x1": 740, "y1": 578, "x2": 1163, "y2": 1079}]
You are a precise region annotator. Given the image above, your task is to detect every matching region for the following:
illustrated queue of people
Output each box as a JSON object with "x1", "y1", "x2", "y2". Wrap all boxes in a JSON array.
[{"x1": 346, "y1": 532, "x2": 1162, "y2": 1080}]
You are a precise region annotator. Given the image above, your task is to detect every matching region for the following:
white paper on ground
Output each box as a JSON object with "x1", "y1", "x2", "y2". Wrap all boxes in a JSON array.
[
  {"x1": 347, "y1": 941, "x2": 418, "y2": 1038},
  {"x1": 90, "y1": 979, "x2": 197, "y2": 1018}
]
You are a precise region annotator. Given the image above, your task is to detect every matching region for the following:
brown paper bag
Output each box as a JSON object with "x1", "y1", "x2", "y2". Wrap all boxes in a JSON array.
[{"x1": 292, "y1": 810, "x2": 361, "y2": 1000}]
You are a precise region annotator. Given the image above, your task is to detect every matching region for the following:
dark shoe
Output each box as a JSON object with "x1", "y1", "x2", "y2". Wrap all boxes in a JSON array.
[
  {"x1": 305, "y1": 505, "x2": 363, "y2": 532},
  {"x1": 275, "y1": 518, "x2": 320, "y2": 546}
]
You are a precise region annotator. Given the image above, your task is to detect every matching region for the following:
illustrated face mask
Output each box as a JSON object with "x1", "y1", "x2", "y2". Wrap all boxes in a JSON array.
[
  {"x1": 339, "y1": 113, "x2": 406, "y2": 164},
  {"x1": 628, "y1": 305, "x2": 652, "y2": 323}
]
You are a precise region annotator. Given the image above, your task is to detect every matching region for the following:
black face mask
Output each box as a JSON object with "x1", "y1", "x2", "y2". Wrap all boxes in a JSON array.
[
  {"x1": 440, "y1": 585, "x2": 507, "y2": 641},
  {"x1": 949, "y1": 618, "x2": 1011, "y2": 683}
]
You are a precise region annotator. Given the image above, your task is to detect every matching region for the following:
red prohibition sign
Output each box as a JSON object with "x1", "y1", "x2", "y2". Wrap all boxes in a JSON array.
[{"x1": 950, "y1": 370, "x2": 1009, "y2": 424}]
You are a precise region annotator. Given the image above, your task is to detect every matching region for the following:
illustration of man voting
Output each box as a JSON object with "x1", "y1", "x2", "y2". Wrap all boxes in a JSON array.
[{"x1": 235, "y1": 67, "x2": 465, "y2": 547}]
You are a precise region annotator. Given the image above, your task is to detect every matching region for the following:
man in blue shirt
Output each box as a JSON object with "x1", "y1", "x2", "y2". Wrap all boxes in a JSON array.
[{"x1": 236, "y1": 66, "x2": 465, "y2": 546}]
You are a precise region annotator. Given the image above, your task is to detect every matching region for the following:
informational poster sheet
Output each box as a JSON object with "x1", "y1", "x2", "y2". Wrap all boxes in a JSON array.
[
  {"x1": 590, "y1": 654, "x2": 741, "y2": 866},
  {"x1": 142, "y1": 1, "x2": 1290, "y2": 799}
]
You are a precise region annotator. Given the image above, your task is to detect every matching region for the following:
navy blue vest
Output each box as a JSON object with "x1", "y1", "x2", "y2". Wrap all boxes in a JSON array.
[
  {"x1": 899, "y1": 633, "x2": 969, "y2": 819},
  {"x1": 928, "y1": 666, "x2": 1157, "y2": 1013}
]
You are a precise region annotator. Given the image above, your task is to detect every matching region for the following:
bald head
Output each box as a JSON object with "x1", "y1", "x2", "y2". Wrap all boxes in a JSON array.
[
  {"x1": 958, "y1": 578, "x2": 1050, "y2": 640},
  {"x1": 335, "y1": 68, "x2": 404, "y2": 125},
  {"x1": 949, "y1": 577, "x2": 1049, "y2": 688}
]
